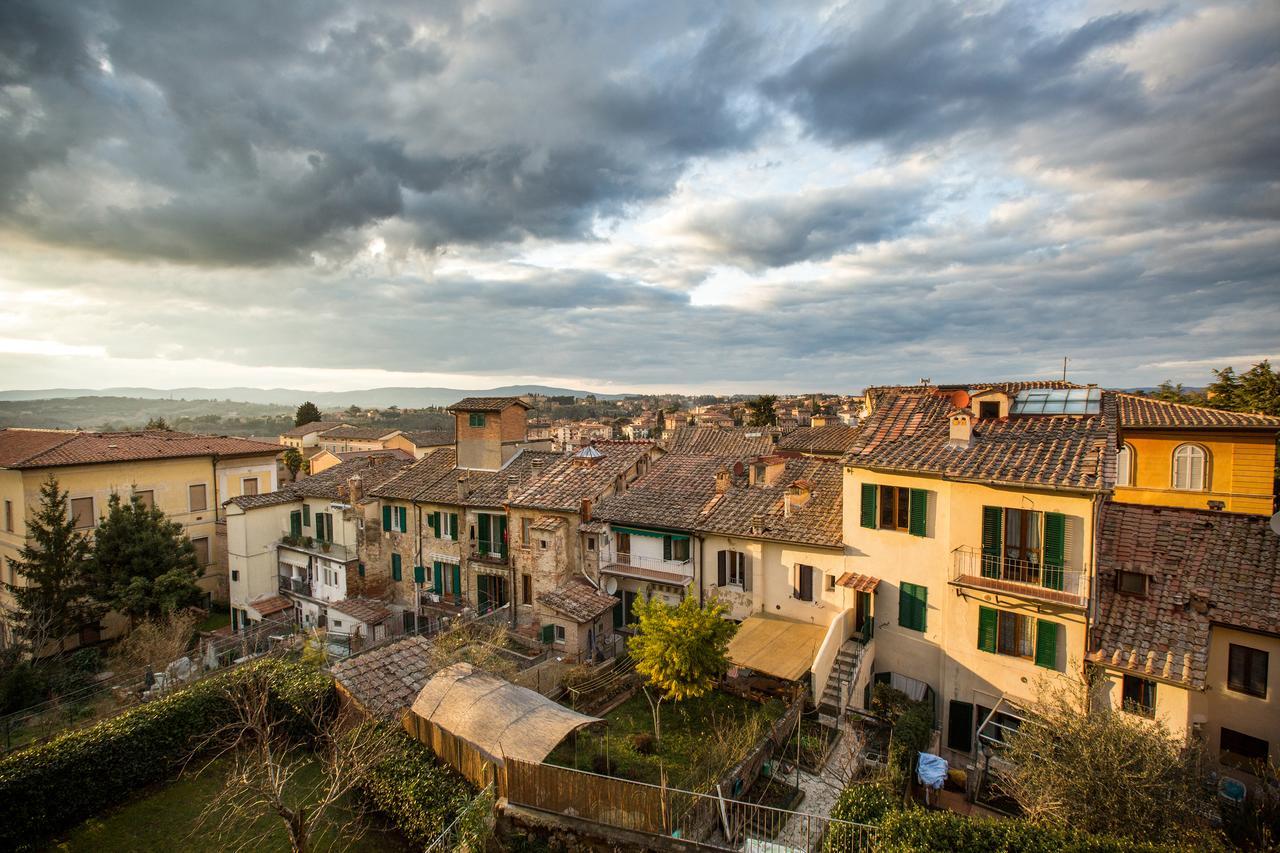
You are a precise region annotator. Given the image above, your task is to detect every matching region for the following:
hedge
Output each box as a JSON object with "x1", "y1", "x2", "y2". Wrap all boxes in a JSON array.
[
  {"x1": 823, "y1": 784, "x2": 1177, "y2": 853},
  {"x1": 358, "y1": 728, "x2": 475, "y2": 848},
  {"x1": 0, "y1": 657, "x2": 332, "y2": 849}
]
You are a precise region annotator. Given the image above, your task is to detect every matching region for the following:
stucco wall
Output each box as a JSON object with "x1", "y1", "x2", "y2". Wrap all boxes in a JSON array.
[{"x1": 1115, "y1": 429, "x2": 1276, "y2": 515}]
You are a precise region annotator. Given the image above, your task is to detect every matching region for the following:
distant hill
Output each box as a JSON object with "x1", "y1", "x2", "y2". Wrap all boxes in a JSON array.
[
  {"x1": 0, "y1": 396, "x2": 294, "y2": 433},
  {"x1": 0, "y1": 384, "x2": 628, "y2": 408}
]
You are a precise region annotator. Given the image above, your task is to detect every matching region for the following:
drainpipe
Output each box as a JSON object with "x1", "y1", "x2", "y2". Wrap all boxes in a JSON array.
[
  {"x1": 211, "y1": 454, "x2": 220, "y2": 522},
  {"x1": 415, "y1": 502, "x2": 423, "y2": 634},
  {"x1": 697, "y1": 531, "x2": 704, "y2": 606}
]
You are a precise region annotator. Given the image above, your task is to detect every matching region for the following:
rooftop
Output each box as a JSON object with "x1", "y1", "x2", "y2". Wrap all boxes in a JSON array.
[
  {"x1": 1116, "y1": 393, "x2": 1280, "y2": 430},
  {"x1": 398, "y1": 429, "x2": 455, "y2": 447},
  {"x1": 776, "y1": 423, "x2": 862, "y2": 455},
  {"x1": 369, "y1": 447, "x2": 562, "y2": 508},
  {"x1": 0, "y1": 428, "x2": 281, "y2": 469},
  {"x1": 227, "y1": 454, "x2": 413, "y2": 509},
  {"x1": 537, "y1": 578, "x2": 618, "y2": 623},
  {"x1": 509, "y1": 441, "x2": 656, "y2": 511},
  {"x1": 280, "y1": 420, "x2": 348, "y2": 438},
  {"x1": 843, "y1": 387, "x2": 1116, "y2": 492},
  {"x1": 317, "y1": 425, "x2": 402, "y2": 441},
  {"x1": 662, "y1": 426, "x2": 777, "y2": 456},
  {"x1": 1089, "y1": 502, "x2": 1280, "y2": 689},
  {"x1": 330, "y1": 597, "x2": 393, "y2": 625},
  {"x1": 446, "y1": 396, "x2": 531, "y2": 413},
  {"x1": 332, "y1": 635, "x2": 437, "y2": 718}
]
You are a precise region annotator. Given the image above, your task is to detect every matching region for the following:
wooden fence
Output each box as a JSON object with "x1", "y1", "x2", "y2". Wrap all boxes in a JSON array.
[{"x1": 402, "y1": 711, "x2": 500, "y2": 789}]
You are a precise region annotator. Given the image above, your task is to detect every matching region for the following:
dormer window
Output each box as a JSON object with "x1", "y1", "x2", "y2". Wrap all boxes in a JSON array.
[
  {"x1": 978, "y1": 401, "x2": 1000, "y2": 420},
  {"x1": 1116, "y1": 570, "x2": 1148, "y2": 596}
]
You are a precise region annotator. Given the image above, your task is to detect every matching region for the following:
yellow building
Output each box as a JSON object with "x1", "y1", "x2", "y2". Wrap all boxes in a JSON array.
[
  {"x1": 278, "y1": 421, "x2": 349, "y2": 450},
  {"x1": 0, "y1": 428, "x2": 281, "y2": 644},
  {"x1": 308, "y1": 447, "x2": 413, "y2": 474},
  {"x1": 1089, "y1": 503, "x2": 1279, "y2": 790},
  {"x1": 842, "y1": 383, "x2": 1113, "y2": 765},
  {"x1": 1114, "y1": 394, "x2": 1279, "y2": 516}
]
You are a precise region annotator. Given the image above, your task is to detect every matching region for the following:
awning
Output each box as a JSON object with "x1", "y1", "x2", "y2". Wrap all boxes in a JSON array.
[
  {"x1": 727, "y1": 613, "x2": 827, "y2": 682},
  {"x1": 410, "y1": 662, "x2": 601, "y2": 764},
  {"x1": 601, "y1": 564, "x2": 694, "y2": 586},
  {"x1": 836, "y1": 572, "x2": 880, "y2": 593}
]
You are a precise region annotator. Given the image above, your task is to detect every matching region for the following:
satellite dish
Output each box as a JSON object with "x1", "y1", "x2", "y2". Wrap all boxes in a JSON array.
[
  {"x1": 603, "y1": 576, "x2": 618, "y2": 595},
  {"x1": 1271, "y1": 512, "x2": 1280, "y2": 537}
]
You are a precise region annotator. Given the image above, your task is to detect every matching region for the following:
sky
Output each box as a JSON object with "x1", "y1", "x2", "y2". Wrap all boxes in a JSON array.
[{"x1": 0, "y1": 0, "x2": 1277, "y2": 395}]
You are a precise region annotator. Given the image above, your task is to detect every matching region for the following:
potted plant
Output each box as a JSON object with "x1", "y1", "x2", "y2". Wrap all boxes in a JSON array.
[{"x1": 304, "y1": 535, "x2": 314, "y2": 548}]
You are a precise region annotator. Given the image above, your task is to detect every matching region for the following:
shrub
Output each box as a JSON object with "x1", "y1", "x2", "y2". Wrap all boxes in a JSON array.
[
  {"x1": 875, "y1": 808, "x2": 1178, "y2": 853},
  {"x1": 0, "y1": 657, "x2": 331, "y2": 849},
  {"x1": 825, "y1": 784, "x2": 896, "y2": 852},
  {"x1": 357, "y1": 728, "x2": 474, "y2": 848},
  {"x1": 631, "y1": 732, "x2": 657, "y2": 755}
]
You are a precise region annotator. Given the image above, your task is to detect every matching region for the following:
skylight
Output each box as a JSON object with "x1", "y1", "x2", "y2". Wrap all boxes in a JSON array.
[{"x1": 1010, "y1": 387, "x2": 1101, "y2": 415}]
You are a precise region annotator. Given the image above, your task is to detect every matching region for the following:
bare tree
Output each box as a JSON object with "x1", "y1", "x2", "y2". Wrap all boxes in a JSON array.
[
  {"x1": 109, "y1": 609, "x2": 200, "y2": 673},
  {"x1": 193, "y1": 669, "x2": 395, "y2": 853},
  {"x1": 424, "y1": 620, "x2": 518, "y2": 680}
]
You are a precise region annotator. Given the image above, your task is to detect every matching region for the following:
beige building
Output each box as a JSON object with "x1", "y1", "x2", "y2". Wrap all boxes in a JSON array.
[
  {"x1": 278, "y1": 421, "x2": 349, "y2": 450},
  {"x1": 314, "y1": 425, "x2": 404, "y2": 455},
  {"x1": 0, "y1": 428, "x2": 281, "y2": 644}
]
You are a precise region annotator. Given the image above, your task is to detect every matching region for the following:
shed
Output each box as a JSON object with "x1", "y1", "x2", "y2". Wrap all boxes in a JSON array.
[
  {"x1": 726, "y1": 613, "x2": 827, "y2": 682},
  {"x1": 408, "y1": 662, "x2": 601, "y2": 768}
]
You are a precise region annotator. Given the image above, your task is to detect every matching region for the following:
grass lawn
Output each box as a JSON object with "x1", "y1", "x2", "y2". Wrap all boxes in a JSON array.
[
  {"x1": 197, "y1": 605, "x2": 232, "y2": 633},
  {"x1": 546, "y1": 689, "x2": 784, "y2": 792},
  {"x1": 51, "y1": 757, "x2": 410, "y2": 853}
]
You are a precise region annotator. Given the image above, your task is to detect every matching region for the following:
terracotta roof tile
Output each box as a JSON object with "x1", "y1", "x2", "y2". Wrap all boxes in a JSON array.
[
  {"x1": 250, "y1": 594, "x2": 294, "y2": 616},
  {"x1": 1090, "y1": 502, "x2": 1280, "y2": 689},
  {"x1": 509, "y1": 442, "x2": 656, "y2": 511},
  {"x1": 1117, "y1": 393, "x2": 1280, "y2": 429},
  {"x1": 0, "y1": 429, "x2": 281, "y2": 469},
  {"x1": 662, "y1": 426, "x2": 777, "y2": 456},
  {"x1": 399, "y1": 430, "x2": 454, "y2": 447},
  {"x1": 227, "y1": 455, "x2": 413, "y2": 509},
  {"x1": 369, "y1": 448, "x2": 562, "y2": 508},
  {"x1": 318, "y1": 425, "x2": 402, "y2": 440},
  {"x1": 280, "y1": 421, "x2": 348, "y2": 438},
  {"x1": 843, "y1": 388, "x2": 1116, "y2": 491},
  {"x1": 776, "y1": 424, "x2": 862, "y2": 455},
  {"x1": 330, "y1": 597, "x2": 393, "y2": 624},
  {"x1": 332, "y1": 635, "x2": 436, "y2": 718},
  {"x1": 446, "y1": 397, "x2": 530, "y2": 412},
  {"x1": 537, "y1": 578, "x2": 618, "y2": 622}
]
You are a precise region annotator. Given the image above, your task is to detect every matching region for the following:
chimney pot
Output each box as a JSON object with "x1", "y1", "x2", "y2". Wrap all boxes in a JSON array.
[{"x1": 948, "y1": 412, "x2": 973, "y2": 448}]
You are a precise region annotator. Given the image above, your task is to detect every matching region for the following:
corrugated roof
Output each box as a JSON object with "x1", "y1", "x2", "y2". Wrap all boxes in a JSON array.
[
  {"x1": 1089, "y1": 502, "x2": 1280, "y2": 689},
  {"x1": 0, "y1": 429, "x2": 281, "y2": 469}
]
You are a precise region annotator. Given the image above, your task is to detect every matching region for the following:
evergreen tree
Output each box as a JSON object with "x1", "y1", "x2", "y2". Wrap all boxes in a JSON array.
[
  {"x1": 1236, "y1": 360, "x2": 1280, "y2": 416},
  {"x1": 1151, "y1": 380, "x2": 1202, "y2": 405},
  {"x1": 282, "y1": 446, "x2": 305, "y2": 481},
  {"x1": 746, "y1": 395, "x2": 779, "y2": 427},
  {"x1": 143, "y1": 416, "x2": 171, "y2": 430},
  {"x1": 294, "y1": 401, "x2": 322, "y2": 427},
  {"x1": 3, "y1": 477, "x2": 100, "y2": 653},
  {"x1": 87, "y1": 493, "x2": 203, "y2": 622},
  {"x1": 1205, "y1": 366, "x2": 1243, "y2": 410}
]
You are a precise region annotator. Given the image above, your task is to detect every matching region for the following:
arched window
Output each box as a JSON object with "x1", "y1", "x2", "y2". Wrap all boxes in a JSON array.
[
  {"x1": 1172, "y1": 444, "x2": 1207, "y2": 491},
  {"x1": 1116, "y1": 443, "x2": 1135, "y2": 487}
]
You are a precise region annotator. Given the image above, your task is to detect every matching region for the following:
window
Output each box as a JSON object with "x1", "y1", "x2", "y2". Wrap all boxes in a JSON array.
[
  {"x1": 521, "y1": 517, "x2": 531, "y2": 544},
  {"x1": 522, "y1": 574, "x2": 532, "y2": 605},
  {"x1": 382, "y1": 505, "x2": 407, "y2": 534},
  {"x1": 717, "y1": 550, "x2": 749, "y2": 588},
  {"x1": 429, "y1": 511, "x2": 458, "y2": 540},
  {"x1": 188, "y1": 483, "x2": 208, "y2": 512},
  {"x1": 978, "y1": 401, "x2": 1000, "y2": 420},
  {"x1": 289, "y1": 510, "x2": 302, "y2": 538},
  {"x1": 132, "y1": 490, "x2": 154, "y2": 510},
  {"x1": 1122, "y1": 674, "x2": 1156, "y2": 718},
  {"x1": 981, "y1": 506, "x2": 1067, "y2": 590},
  {"x1": 391, "y1": 553, "x2": 402, "y2": 581},
  {"x1": 332, "y1": 620, "x2": 342, "y2": 629},
  {"x1": 539, "y1": 539, "x2": 547, "y2": 550},
  {"x1": 191, "y1": 536, "x2": 210, "y2": 566},
  {"x1": 241, "y1": 477, "x2": 258, "y2": 496},
  {"x1": 1220, "y1": 727, "x2": 1269, "y2": 769},
  {"x1": 231, "y1": 569, "x2": 240, "y2": 582},
  {"x1": 795, "y1": 564, "x2": 816, "y2": 601},
  {"x1": 477, "y1": 513, "x2": 507, "y2": 557},
  {"x1": 898, "y1": 582, "x2": 927, "y2": 631},
  {"x1": 1228, "y1": 644, "x2": 1268, "y2": 698},
  {"x1": 1116, "y1": 570, "x2": 1149, "y2": 596},
  {"x1": 555, "y1": 625, "x2": 566, "y2": 643},
  {"x1": 315, "y1": 512, "x2": 333, "y2": 542},
  {"x1": 662, "y1": 535, "x2": 690, "y2": 562},
  {"x1": 469, "y1": 413, "x2": 486, "y2": 428},
  {"x1": 586, "y1": 536, "x2": 596, "y2": 551},
  {"x1": 70, "y1": 497, "x2": 95, "y2": 529},
  {"x1": 1116, "y1": 443, "x2": 1134, "y2": 486},
  {"x1": 859, "y1": 483, "x2": 927, "y2": 536},
  {"x1": 3, "y1": 499, "x2": 11, "y2": 532},
  {"x1": 1172, "y1": 444, "x2": 1207, "y2": 491},
  {"x1": 1003, "y1": 508, "x2": 1042, "y2": 567},
  {"x1": 302, "y1": 504, "x2": 311, "y2": 526},
  {"x1": 615, "y1": 531, "x2": 631, "y2": 558},
  {"x1": 826, "y1": 573, "x2": 836, "y2": 592},
  {"x1": 977, "y1": 607, "x2": 1059, "y2": 669}
]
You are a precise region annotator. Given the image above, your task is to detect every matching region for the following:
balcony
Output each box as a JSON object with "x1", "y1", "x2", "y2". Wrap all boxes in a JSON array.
[
  {"x1": 279, "y1": 535, "x2": 356, "y2": 564},
  {"x1": 278, "y1": 575, "x2": 313, "y2": 597},
  {"x1": 602, "y1": 552, "x2": 694, "y2": 587},
  {"x1": 950, "y1": 547, "x2": 1087, "y2": 608},
  {"x1": 468, "y1": 544, "x2": 509, "y2": 566}
]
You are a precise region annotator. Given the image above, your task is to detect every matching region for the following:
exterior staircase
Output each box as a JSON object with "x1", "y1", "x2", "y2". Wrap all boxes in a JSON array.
[{"x1": 818, "y1": 640, "x2": 864, "y2": 716}]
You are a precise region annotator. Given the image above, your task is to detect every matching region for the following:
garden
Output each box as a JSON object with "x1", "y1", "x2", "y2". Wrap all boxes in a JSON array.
[{"x1": 545, "y1": 687, "x2": 785, "y2": 792}]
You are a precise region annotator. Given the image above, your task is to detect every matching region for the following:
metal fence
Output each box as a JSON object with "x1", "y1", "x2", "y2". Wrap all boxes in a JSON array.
[{"x1": 504, "y1": 758, "x2": 877, "y2": 852}]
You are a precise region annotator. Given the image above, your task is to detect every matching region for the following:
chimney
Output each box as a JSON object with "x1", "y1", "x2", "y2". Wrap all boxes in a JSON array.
[
  {"x1": 784, "y1": 480, "x2": 812, "y2": 516},
  {"x1": 581, "y1": 498, "x2": 592, "y2": 522},
  {"x1": 811, "y1": 414, "x2": 829, "y2": 427},
  {"x1": 750, "y1": 514, "x2": 766, "y2": 535},
  {"x1": 1188, "y1": 587, "x2": 1211, "y2": 615},
  {"x1": 531, "y1": 457, "x2": 545, "y2": 474},
  {"x1": 948, "y1": 411, "x2": 972, "y2": 448},
  {"x1": 347, "y1": 475, "x2": 363, "y2": 503},
  {"x1": 456, "y1": 473, "x2": 471, "y2": 501},
  {"x1": 507, "y1": 474, "x2": 520, "y2": 500},
  {"x1": 715, "y1": 468, "x2": 731, "y2": 495}
]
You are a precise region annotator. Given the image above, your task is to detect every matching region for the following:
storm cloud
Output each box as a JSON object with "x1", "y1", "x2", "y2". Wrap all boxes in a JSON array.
[{"x1": 0, "y1": 0, "x2": 1276, "y2": 391}]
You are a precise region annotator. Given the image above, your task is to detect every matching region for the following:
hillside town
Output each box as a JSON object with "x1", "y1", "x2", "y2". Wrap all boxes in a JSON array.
[{"x1": 1, "y1": 374, "x2": 1277, "y2": 851}]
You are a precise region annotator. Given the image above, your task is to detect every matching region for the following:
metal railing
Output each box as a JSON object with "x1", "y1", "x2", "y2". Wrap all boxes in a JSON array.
[
  {"x1": 469, "y1": 545, "x2": 508, "y2": 564},
  {"x1": 951, "y1": 546, "x2": 1087, "y2": 606},
  {"x1": 608, "y1": 552, "x2": 693, "y2": 577},
  {"x1": 505, "y1": 758, "x2": 877, "y2": 852},
  {"x1": 425, "y1": 783, "x2": 495, "y2": 852}
]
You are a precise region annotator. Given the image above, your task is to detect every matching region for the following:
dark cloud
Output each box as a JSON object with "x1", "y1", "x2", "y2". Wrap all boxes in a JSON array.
[{"x1": 682, "y1": 185, "x2": 929, "y2": 267}]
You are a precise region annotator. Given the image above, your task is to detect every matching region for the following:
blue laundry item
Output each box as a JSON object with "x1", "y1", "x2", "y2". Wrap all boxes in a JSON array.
[{"x1": 917, "y1": 752, "x2": 948, "y2": 790}]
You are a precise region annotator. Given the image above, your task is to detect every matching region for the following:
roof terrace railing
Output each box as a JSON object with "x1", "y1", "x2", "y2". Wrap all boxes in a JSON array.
[{"x1": 950, "y1": 546, "x2": 1088, "y2": 608}]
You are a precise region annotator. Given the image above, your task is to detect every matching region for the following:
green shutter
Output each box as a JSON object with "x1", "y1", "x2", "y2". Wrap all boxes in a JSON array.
[
  {"x1": 290, "y1": 511, "x2": 302, "y2": 538},
  {"x1": 915, "y1": 583, "x2": 926, "y2": 632},
  {"x1": 663, "y1": 536, "x2": 673, "y2": 561},
  {"x1": 478, "y1": 514, "x2": 491, "y2": 554},
  {"x1": 1042, "y1": 512, "x2": 1066, "y2": 591},
  {"x1": 908, "y1": 489, "x2": 928, "y2": 537},
  {"x1": 451, "y1": 564, "x2": 462, "y2": 604},
  {"x1": 432, "y1": 562, "x2": 443, "y2": 594},
  {"x1": 899, "y1": 582, "x2": 926, "y2": 632},
  {"x1": 302, "y1": 504, "x2": 311, "y2": 526},
  {"x1": 977, "y1": 606, "x2": 997, "y2": 653},
  {"x1": 540, "y1": 624, "x2": 555, "y2": 643},
  {"x1": 382, "y1": 505, "x2": 392, "y2": 531},
  {"x1": 449, "y1": 513, "x2": 459, "y2": 541},
  {"x1": 399, "y1": 507, "x2": 408, "y2": 532},
  {"x1": 358, "y1": 561, "x2": 365, "y2": 578},
  {"x1": 981, "y1": 506, "x2": 1003, "y2": 578},
  {"x1": 860, "y1": 483, "x2": 877, "y2": 529},
  {"x1": 1035, "y1": 619, "x2": 1058, "y2": 669},
  {"x1": 427, "y1": 512, "x2": 438, "y2": 537},
  {"x1": 391, "y1": 553, "x2": 402, "y2": 581}
]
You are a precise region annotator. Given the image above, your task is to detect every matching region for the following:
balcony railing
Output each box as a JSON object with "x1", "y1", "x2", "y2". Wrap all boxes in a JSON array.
[
  {"x1": 950, "y1": 546, "x2": 1087, "y2": 608},
  {"x1": 603, "y1": 552, "x2": 694, "y2": 586},
  {"x1": 469, "y1": 543, "x2": 508, "y2": 565},
  {"x1": 278, "y1": 575, "x2": 312, "y2": 597}
]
